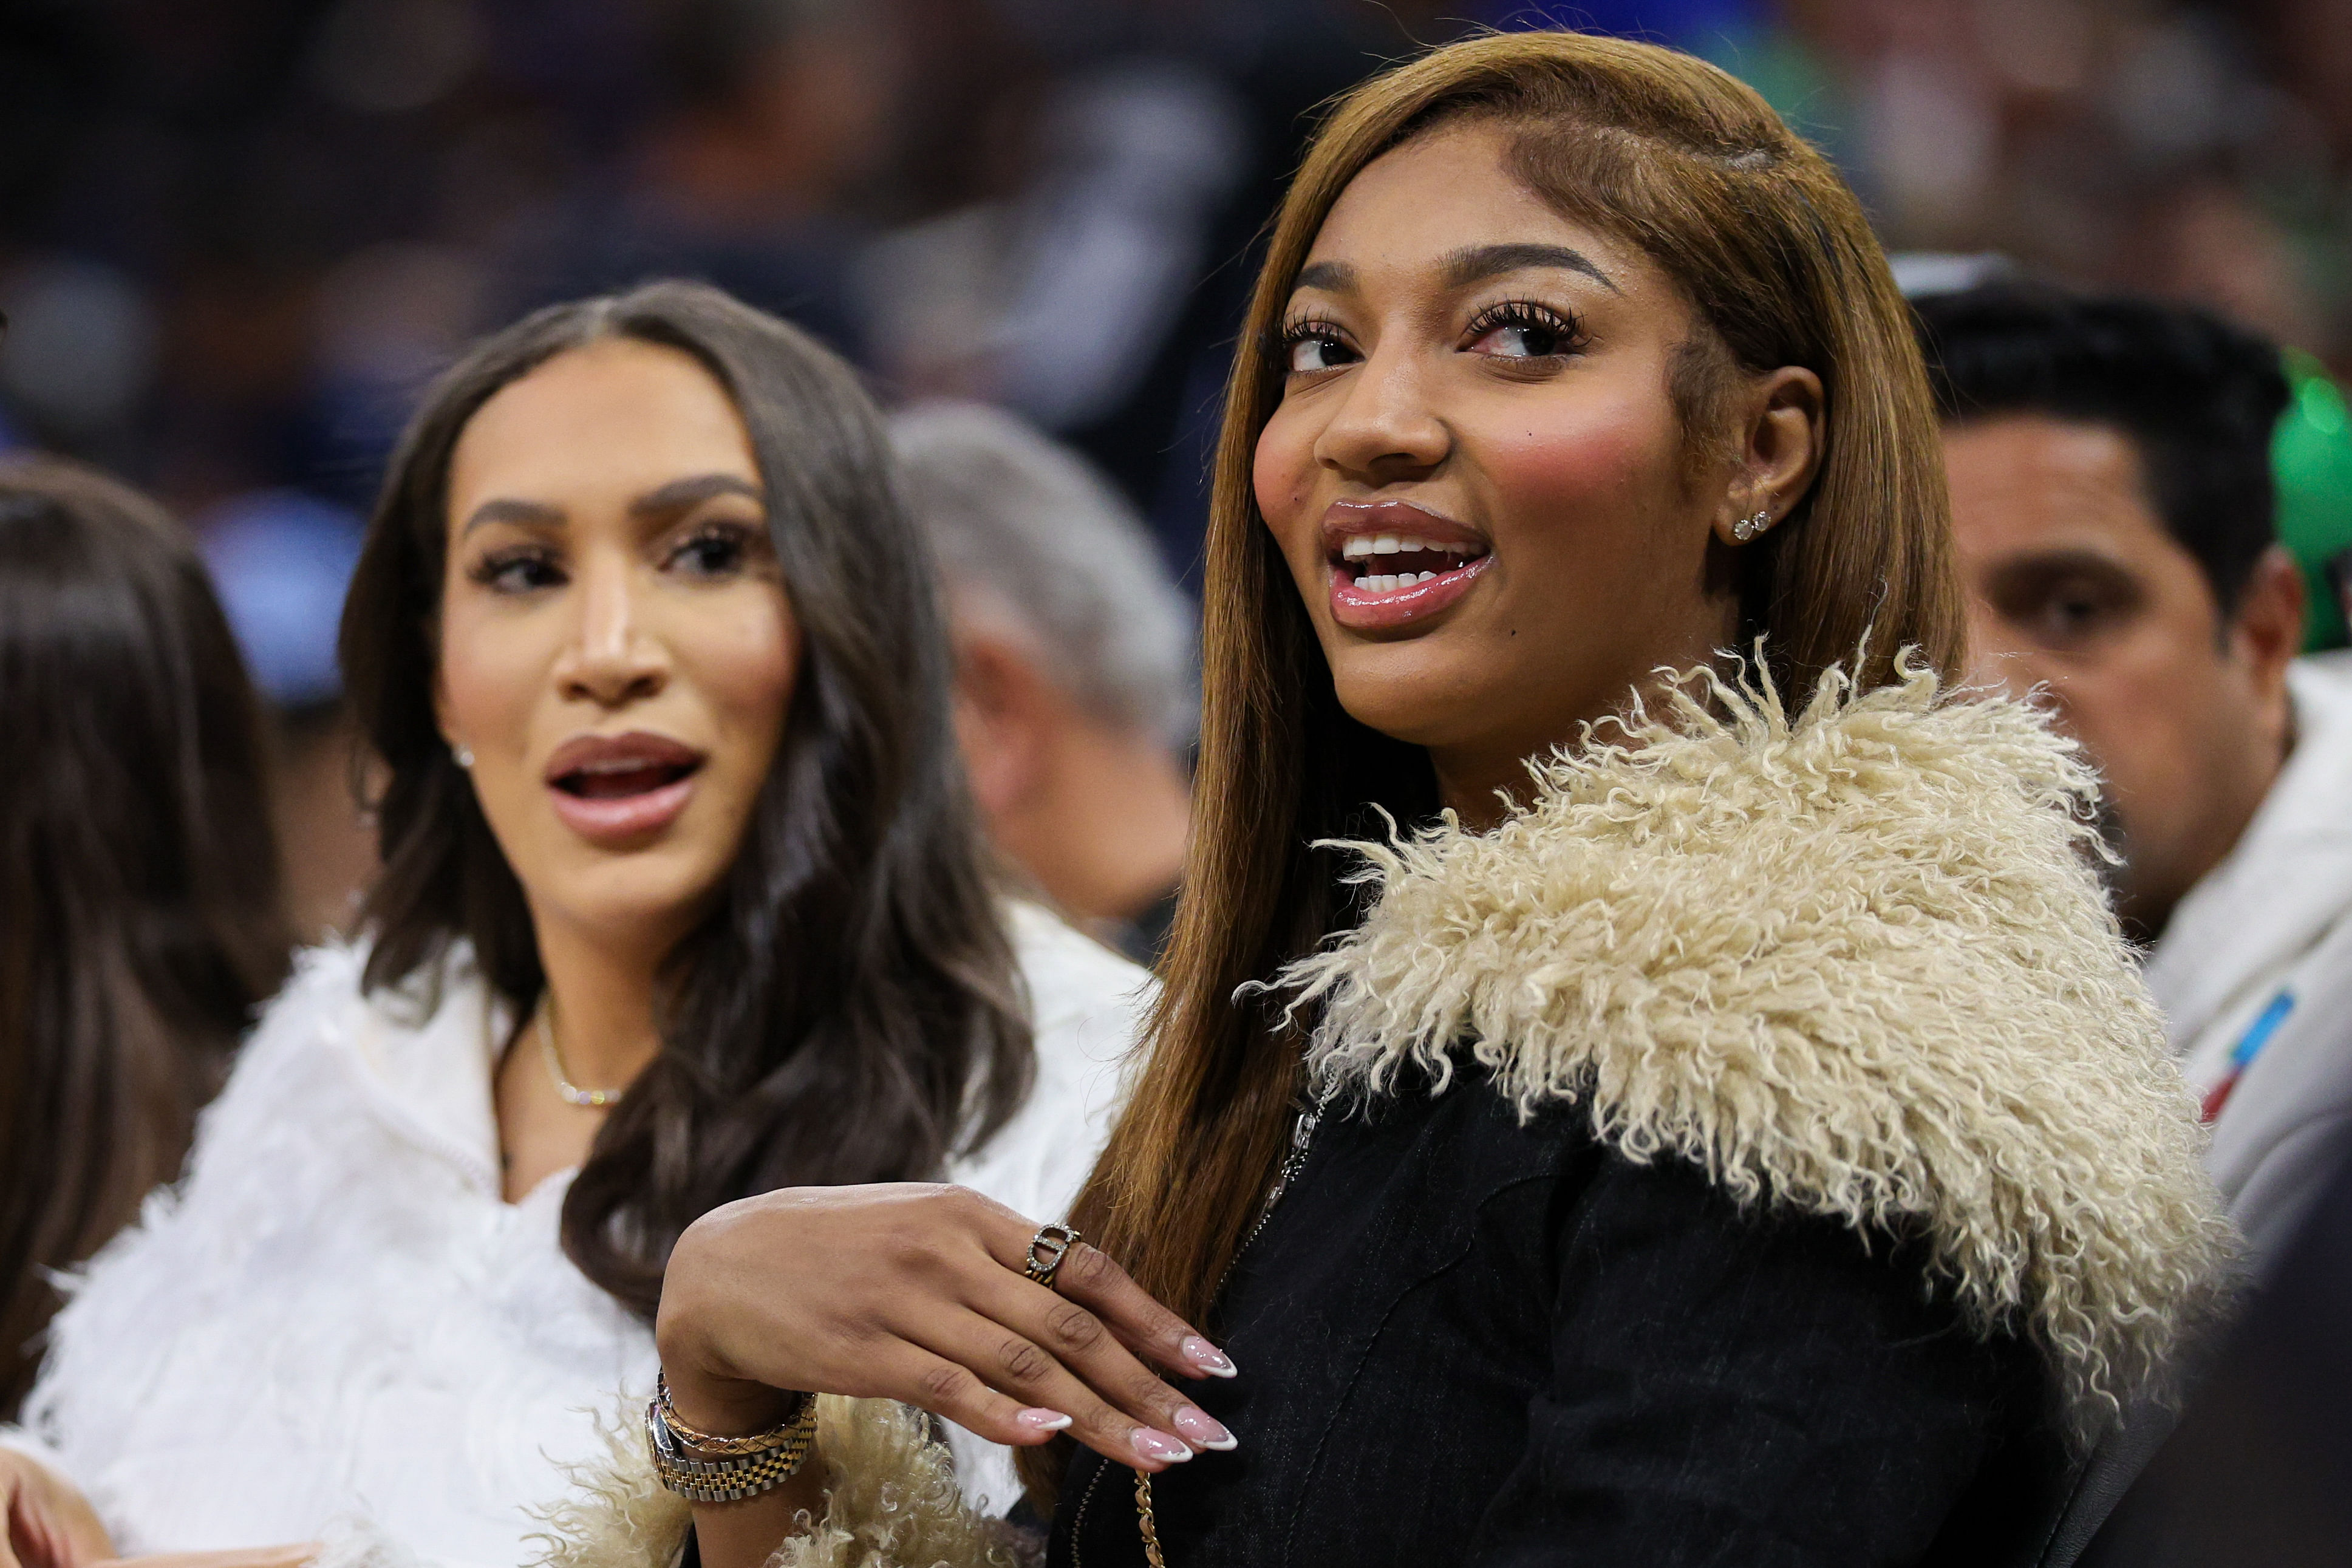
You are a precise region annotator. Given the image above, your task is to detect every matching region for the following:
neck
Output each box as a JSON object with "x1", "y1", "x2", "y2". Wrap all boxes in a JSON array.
[
  {"x1": 1430, "y1": 750, "x2": 1536, "y2": 834},
  {"x1": 531, "y1": 912, "x2": 672, "y2": 1092},
  {"x1": 1430, "y1": 629, "x2": 1740, "y2": 833}
]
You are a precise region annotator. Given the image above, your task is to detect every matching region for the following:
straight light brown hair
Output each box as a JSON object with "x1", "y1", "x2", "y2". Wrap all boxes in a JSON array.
[
  {"x1": 1033, "y1": 27, "x2": 1962, "y2": 1502},
  {"x1": 0, "y1": 457, "x2": 290, "y2": 1416}
]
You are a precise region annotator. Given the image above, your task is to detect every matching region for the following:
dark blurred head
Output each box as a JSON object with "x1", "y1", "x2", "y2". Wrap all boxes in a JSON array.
[
  {"x1": 0, "y1": 455, "x2": 289, "y2": 1416},
  {"x1": 339, "y1": 280, "x2": 1029, "y2": 1321},
  {"x1": 1917, "y1": 284, "x2": 2302, "y2": 938},
  {"x1": 647, "y1": 0, "x2": 894, "y2": 213}
]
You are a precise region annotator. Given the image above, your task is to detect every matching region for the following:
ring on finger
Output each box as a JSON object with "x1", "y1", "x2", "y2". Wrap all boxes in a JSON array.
[{"x1": 1024, "y1": 1222, "x2": 1082, "y2": 1290}]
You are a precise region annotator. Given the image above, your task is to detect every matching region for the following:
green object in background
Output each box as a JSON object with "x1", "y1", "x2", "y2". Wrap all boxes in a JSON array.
[{"x1": 2275, "y1": 350, "x2": 2352, "y2": 652}]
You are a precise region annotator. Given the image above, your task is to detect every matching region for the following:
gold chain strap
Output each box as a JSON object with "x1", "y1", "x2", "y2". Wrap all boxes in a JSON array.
[
  {"x1": 1136, "y1": 1472, "x2": 1165, "y2": 1568},
  {"x1": 1125, "y1": 1106, "x2": 1320, "y2": 1567}
]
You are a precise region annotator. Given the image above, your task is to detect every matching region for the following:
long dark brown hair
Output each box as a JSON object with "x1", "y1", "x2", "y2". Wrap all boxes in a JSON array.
[
  {"x1": 338, "y1": 280, "x2": 1031, "y2": 1320},
  {"x1": 1027, "y1": 29, "x2": 1964, "y2": 1502},
  {"x1": 0, "y1": 456, "x2": 291, "y2": 1417}
]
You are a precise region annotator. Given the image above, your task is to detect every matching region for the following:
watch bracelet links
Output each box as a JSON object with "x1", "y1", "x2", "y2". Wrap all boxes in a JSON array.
[{"x1": 647, "y1": 1390, "x2": 820, "y2": 1504}]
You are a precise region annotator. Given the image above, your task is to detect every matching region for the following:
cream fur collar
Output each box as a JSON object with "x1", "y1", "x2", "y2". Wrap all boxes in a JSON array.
[{"x1": 1278, "y1": 660, "x2": 2235, "y2": 1437}]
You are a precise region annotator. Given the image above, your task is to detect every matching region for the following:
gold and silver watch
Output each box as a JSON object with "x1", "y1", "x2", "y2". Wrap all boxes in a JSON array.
[{"x1": 646, "y1": 1372, "x2": 820, "y2": 1504}]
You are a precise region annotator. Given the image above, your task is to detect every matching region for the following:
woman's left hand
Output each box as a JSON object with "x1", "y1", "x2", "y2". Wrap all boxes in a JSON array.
[{"x1": 656, "y1": 1182, "x2": 1235, "y2": 1470}]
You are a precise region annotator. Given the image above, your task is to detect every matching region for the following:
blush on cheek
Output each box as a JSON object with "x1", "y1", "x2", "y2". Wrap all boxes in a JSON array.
[
  {"x1": 1478, "y1": 401, "x2": 1668, "y2": 518},
  {"x1": 1252, "y1": 409, "x2": 1318, "y2": 533},
  {"x1": 435, "y1": 604, "x2": 545, "y2": 762},
  {"x1": 688, "y1": 596, "x2": 800, "y2": 754}
]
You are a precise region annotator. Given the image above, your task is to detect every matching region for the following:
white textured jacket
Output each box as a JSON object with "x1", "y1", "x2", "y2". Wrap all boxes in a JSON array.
[{"x1": 6, "y1": 903, "x2": 1147, "y2": 1567}]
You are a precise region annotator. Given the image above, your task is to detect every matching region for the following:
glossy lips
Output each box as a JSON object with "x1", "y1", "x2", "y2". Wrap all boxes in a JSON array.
[
  {"x1": 1321, "y1": 499, "x2": 1492, "y2": 630},
  {"x1": 544, "y1": 730, "x2": 705, "y2": 846}
]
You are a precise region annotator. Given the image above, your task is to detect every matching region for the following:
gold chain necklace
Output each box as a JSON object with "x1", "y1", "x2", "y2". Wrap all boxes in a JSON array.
[{"x1": 539, "y1": 1005, "x2": 626, "y2": 1109}]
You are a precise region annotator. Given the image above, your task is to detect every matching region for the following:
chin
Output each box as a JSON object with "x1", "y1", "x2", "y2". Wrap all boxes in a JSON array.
[
  {"x1": 543, "y1": 850, "x2": 728, "y2": 944},
  {"x1": 1327, "y1": 642, "x2": 1501, "y2": 748}
]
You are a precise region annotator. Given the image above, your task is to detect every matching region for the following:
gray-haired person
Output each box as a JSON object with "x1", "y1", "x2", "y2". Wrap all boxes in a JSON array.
[{"x1": 891, "y1": 401, "x2": 1193, "y2": 960}]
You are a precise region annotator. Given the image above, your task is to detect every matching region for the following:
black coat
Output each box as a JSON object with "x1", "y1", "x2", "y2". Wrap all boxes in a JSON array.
[
  {"x1": 1049, "y1": 1071, "x2": 2070, "y2": 1567},
  {"x1": 570, "y1": 675, "x2": 2232, "y2": 1568}
]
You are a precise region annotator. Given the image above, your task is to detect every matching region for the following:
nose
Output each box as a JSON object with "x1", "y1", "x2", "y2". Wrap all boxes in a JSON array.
[
  {"x1": 1312, "y1": 342, "x2": 1451, "y2": 482},
  {"x1": 554, "y1": 553, "x2": 669, "y2": 708}
]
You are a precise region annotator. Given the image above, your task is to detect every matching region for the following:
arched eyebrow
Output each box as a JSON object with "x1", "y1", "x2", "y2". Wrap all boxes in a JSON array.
[
  {"x1": 1294, "y1": 259, "x2": 1355, "y2": 295},
  {"x1": 458, "y1": 474, "x2": 762, "y2": 537},
  {"x1": 1440, "y1": 242, "x2": 1620, "y2": 295},
  {"x1": 1289, "y1": 244, "x2": 1620, "y2": 300},
  {"x1": 628, "y1": 472, "x2": 763, "y2": 520},
  {"x1": 460, "y1": 497, "x2": 563, "y2": 535}
]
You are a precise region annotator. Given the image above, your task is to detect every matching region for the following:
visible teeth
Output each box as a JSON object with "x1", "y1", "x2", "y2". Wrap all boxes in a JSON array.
[
  {"x1": 1355, "y1": 571, "x2": 1447, "y2": 595},
  {"x1": 1341, "y1": 534, "x2": 1489, "y2": 564}
]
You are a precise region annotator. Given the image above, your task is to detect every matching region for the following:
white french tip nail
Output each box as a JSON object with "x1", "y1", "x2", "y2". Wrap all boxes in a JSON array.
[
  {"x1": 1016, "y1": 1408, "x2": 1074, "y2": 1432},
  {"x1": 1182, "y1": 1335, "x2": 1238, "y2": 1377}
]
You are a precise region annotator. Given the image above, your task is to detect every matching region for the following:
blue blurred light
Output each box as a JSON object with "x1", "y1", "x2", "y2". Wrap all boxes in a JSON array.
[{"x1": 198, "y1": 489, "x2": 368, "y2": 710}]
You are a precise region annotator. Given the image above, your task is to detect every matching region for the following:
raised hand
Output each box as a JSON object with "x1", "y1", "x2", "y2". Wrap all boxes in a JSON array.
[{"x1": 655, "y1": 1182, "x2": 1239, "y2": 1474}]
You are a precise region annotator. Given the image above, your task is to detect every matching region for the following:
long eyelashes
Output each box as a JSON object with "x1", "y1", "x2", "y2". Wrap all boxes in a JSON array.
[
  {"x1": 469, "y1": 545, "x2": 562, "y2": 593},
  {"x1": 1274, "y1": 316, "x2": 1355, "y2": 372},
  {"x1": 1272, "y1": 298, "x2": 1589, "y2": 370},
  {"x1": 1462, "y1": 298, "x2": 1587, "y2": 356},
  {"x1": 464, "y1": 520, "x2": 767, "y2": 595}
]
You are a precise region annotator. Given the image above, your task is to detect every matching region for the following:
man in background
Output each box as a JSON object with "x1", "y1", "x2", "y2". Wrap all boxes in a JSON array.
[
  {"x1": 1917, "y1": 283, "x2": 2352, "y2": 1269},
  {"x1": 891, "y1": 402, "x2": 1193, "y2": 963}
]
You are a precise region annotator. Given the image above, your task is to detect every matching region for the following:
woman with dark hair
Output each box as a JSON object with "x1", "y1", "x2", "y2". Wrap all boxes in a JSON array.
[
  {"x1": 0, "y1": 456, "x2": 289, "y2": 1446},
  {"x1": 1, "y1": 282, "x2": 1148, "y2": 1564},
  {"x1": 560, "y1": 31, "x2": 2232, "y2": 1568}
]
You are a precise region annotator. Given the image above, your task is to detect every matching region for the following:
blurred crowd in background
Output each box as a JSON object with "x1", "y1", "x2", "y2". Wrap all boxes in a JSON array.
[{"x1": 7, "y1": 0, "x2": 2352, "y2": 936}]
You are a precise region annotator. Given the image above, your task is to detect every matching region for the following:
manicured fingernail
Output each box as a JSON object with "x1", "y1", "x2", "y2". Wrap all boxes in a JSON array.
[
  {"x1": 1182, "y1": 1335, "x2": 1236, "y2": 1377},
  {"x1": 1015, "y1": 1408, "x2": 1072, "y2": 1433},
  {"x1": 1132, "y1": 1427, "x2": 1193, "y2": 1464},
  {"x1": 1170, "y1": 1405, "x2": 1236, "y2": 1452}
]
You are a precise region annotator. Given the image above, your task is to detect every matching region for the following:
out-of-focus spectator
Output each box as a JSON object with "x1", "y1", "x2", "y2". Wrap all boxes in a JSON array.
[
  {"x1": 198, "y1": 489, "x2": 379, "y2": 941},
  {"x1": 891, "y1": 401, "x2": 1191, "y2": 962},
  {"x1": 0, "y1": 455, "x2": 290, "y2": 1418},
  {"x1": 500, "y1": 0, "x2": 893, "y2": 361},
  {"x1": 1919, "y1": 282, "x2": 2352, "y2": 1269}
]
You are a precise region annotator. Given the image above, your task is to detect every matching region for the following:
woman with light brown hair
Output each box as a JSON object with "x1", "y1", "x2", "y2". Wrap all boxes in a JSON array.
[{"x1": 560, "y1": 30, "x2": 2232, "y2": 1568}]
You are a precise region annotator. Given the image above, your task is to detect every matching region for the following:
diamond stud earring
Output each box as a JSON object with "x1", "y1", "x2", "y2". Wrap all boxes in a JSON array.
[
  {"x1": 452, "y1": 741, "x2": 475, "y2": 769},
  {"x1": 1731, "y1": 510, "x2": 1772, "y2": 544}
]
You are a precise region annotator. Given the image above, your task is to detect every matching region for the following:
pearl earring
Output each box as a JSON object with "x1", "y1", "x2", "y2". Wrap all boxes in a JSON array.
[
  {"x1": 1731, "y1": 510, "x2": 1773, "y2": 544},
  {"x1": 452, "y1": 741, "x2": 475, "y2": 769}
]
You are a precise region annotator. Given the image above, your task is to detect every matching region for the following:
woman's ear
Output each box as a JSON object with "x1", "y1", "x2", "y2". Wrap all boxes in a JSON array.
[{"x1": 1712, "y1": 366, "x2": 1825, "y2": 547}]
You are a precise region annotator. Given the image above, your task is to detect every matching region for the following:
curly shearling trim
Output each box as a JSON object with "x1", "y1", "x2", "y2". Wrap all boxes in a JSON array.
[
  {"x1": 1279, "y1": 658, "x2": 2236, "y2": 1440},
  {"x1": 531, "y1": 1398, "x2": 1020, "y2": 1568}
]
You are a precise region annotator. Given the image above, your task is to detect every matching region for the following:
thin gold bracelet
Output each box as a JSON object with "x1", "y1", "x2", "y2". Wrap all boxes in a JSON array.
[{"x1": 654, "y1": 1371, "x2": 816, "y2": 1456}]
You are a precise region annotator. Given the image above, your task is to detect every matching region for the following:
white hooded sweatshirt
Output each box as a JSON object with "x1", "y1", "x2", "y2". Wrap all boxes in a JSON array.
[
  {"x1": 2146, "y1": 653, "x2": 2352, "y2": 1267},
  {"x1": 6, "y1": 903, "x2": 1145, "y2": 1567}
]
